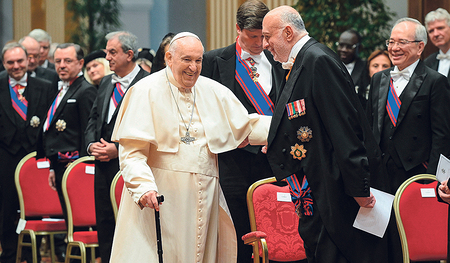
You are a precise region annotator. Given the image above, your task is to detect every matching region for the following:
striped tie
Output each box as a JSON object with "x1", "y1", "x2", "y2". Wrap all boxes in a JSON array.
[
  {"x1": 45, "y1": 89, "x2": 63, "y2": 131},
  {"x1": 111, "y1": 83, "x2": 125, "y2": 108},
  {"x1": 386, "y1": 78, "x2": 401, "y2": 127}
]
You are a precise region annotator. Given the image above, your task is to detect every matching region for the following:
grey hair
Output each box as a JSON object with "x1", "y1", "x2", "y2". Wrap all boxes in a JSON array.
[
  {"x1": 425, "y1": 8, "x2": 450, "y2": 28},
  {"x1": 55, "y1": 43, "x2": 85, "y2": 60},
  {"x1": 280, "y1": 9, "x2": 307, "y2": 34},
  {"x1": 392, "y1": 17, "x2": 428, "y2": 46},
  {"x1": 2, "y1": 42, "x2": 28, "y2": 61},
  {"x1": 28, "y1": 29, "x2": 52, "y2": 43},
  {"x1": 105, "y1": 31, "x2": 139, "y2": 61}
]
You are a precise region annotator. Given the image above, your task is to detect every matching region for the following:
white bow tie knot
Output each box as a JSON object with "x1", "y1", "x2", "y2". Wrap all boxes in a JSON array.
[
  {"x1": 390, "y1": 70, "x2": 410, "y2": 82},
  {"x1": 10, "y1": 79, "x2": 27, "y2": 87},
  {"x1": 111, "y1": 74, "x2": 130, "y2": 87},
  {"x1": 282, "y1": 57, "x2": 295, "y2": 70},
  {"x1": 437, "y1": 54, "x2": 450, "y2": 60},
  {"x1": 58, "y1": 81, "x2": 71, "y2": 91}
]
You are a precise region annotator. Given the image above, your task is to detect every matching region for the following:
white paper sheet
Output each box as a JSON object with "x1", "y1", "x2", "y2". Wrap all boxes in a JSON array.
[
  {"x1": 353, "y1": 188, "x2": 394, "y2": 238},
  {"x1": 436, "y1": 154, "x2": 450, "y2": 183}
]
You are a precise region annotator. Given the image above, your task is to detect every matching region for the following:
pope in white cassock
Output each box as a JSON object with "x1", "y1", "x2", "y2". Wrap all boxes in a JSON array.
[{"x1": 109, "y1": 32, "x2": 271, "y2": 262}]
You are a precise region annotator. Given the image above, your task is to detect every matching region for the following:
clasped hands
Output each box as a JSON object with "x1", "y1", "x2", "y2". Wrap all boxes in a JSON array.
[{"x1": 89, "y1": 138, "x2": 118, "y2": 162}]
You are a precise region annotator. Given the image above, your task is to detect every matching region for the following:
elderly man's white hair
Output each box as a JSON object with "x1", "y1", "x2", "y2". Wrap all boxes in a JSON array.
[{"x1": 168, "y1": 32, "x2": 204, "y2": 52}]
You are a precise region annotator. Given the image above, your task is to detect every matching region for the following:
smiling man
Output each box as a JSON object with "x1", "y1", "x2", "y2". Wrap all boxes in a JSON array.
[
  {"x1": 109, "y1": 32, "x2": 271, "y2": 263},
  {"x1": 200, "y1": 1, "x2": 284, "y2": 260},
  {"x1": 424, "y1": 8, "x2": 450, "y2": 82},
  {"x1": 366, "y1": 18, "x2": 450, "y2": 261}
]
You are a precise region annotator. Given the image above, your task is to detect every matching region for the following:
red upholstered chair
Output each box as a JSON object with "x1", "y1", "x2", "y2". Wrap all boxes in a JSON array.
[
  {"x1": 393, "y1": 174, "x2": 448, "y2": 262},
  {"x1": 109, "y1": 171, "x2": 124, "y2": 220},
  {"x1": 15, "y1": 151, "x2": 67, "y2": 263},
  {"x1": 242, "y1": 177, "x2": 307, "y2": 263},
  {"x1": 61, "y1": 156, "x2": 98, "y2": 263}
]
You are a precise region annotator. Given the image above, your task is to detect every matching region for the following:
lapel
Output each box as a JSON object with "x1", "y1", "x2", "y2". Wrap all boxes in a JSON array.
[
  {"x1": 25, "y1": 78, "x2": 39, "y2": 120},
  {"x1": 375, "y1": 70, "x2": 391, "y2": 142},
  {"x1": 265, "y1": 49, "x2": 285, "y2": 101},
  {"x1": 100, "y1": 74, "x2": 114, "y2": 123},
  {"x1": 395, "y1": 60, "x2": 426, "y2": 128},
  {"x1": 351, "y1": 58, "x2": 363, "y2": 85},
  {"x1": 49, "y1": 76, "x2": 83, "y2": 128},
  {"x1": 0, "y1": 75, "x2": 17, "y2": 125},
  {"x1": 216, "y1": 44, "x2": 237, "y2": 90},
  {"x1": 430, "y1": 53, "x2": 439, "y2": 71},
  {"x1": 268, "y1": 38, "x2": 315, "y2": 146}
]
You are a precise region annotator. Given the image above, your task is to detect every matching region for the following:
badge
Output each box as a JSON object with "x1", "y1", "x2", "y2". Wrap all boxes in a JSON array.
[
  {"x1": 286, "y1": 99, "x2": 306, "y2": 120},
  {"x1": 295, "y1": 205, "x2": 302, "y2": 218},
  {"x1": 30, "y1": 116, "x2": 40, "y2": 128},
  {"x1": 290, "y1": 143, "x2": 307, "y2": 160},
  {"x1": 297, "y1": 126, "x2": 312, "y2": 142},
  {"x1": 55, "y1": 119, "x2": 66, "y2": 131}
]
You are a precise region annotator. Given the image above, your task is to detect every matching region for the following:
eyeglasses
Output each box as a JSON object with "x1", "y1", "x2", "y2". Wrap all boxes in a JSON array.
[
  {"x1": 336, "y1": 42, "x2": 360, "y2": 50},
  {"x1": 386, "y1": 39, "x2": 421, "y2": 48},
  {"x1": 54, "y1": 58, "x2": 78, "y2": 65}
]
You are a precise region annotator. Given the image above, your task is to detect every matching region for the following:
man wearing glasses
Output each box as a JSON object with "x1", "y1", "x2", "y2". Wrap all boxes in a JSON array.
[
  {"x1": 366, "y1": 18, "x2": 450, "y2": 262},
  {"x1": 29, "y1": 29, "x2": 55, "y2": 70},
  {"x1": 336, "y1": 29, "x2": 370, "y2": 107}
]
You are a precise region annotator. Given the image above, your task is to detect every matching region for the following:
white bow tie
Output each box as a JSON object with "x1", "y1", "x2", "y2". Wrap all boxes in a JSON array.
[
  {"x1": 10, "y1": 78, "x2": 27, "y2": 87},
  {"x1": 437, "y1": 54, "x2": 450, "y2": 60},
  {"x1": 111, "y1": 74, "x2": 130, "y2": 88},
  {"x1": 390, "y1": 69, "x2": 410, "y2": 82},
  {"x1": 282, "y1": 57, "x2": 295, "y2": 70},
  {"x1": 57, "y1": 81, "x2": 70, "y2": 91},
  {"x1": 241, "y1": 53, "x2": 262, "y2": 64}
]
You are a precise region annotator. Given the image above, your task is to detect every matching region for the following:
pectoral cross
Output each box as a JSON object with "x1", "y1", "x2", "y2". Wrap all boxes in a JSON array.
[{"x1": 181, "y1": 131, "x2": 196, "y2": 144}]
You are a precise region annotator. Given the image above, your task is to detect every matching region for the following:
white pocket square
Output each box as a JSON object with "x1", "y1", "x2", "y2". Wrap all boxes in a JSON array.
[{"x1": 67, "y1": 99, "x2": 77, "y2": 103}]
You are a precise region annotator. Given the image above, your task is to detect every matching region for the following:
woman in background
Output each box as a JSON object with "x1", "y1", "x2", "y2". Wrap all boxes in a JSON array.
[
  {"x1": 364, "y1": 49, "x2": 392, "y2": 100},
  {"x1": 84, "y1": 50, "x2": 113, "y2": 87}
]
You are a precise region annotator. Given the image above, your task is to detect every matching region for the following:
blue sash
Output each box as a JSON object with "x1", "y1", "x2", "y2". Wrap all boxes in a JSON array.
[
  {"x1": 235, "y1": 42, "x2": 273, "y2": 116},
  {"x1": 9, "y1": 82, "x2": 27, "y2": 121}
]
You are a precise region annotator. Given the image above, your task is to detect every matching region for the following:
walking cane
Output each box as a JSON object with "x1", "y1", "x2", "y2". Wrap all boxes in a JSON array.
[{"x1": 155, "y1": 195, "x2": 164, "y2": 263}]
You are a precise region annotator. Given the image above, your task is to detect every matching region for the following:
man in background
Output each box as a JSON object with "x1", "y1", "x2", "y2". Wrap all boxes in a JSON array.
[
  {"x1": 85, "y1": 31, "x2": 149, "y2": 263},
  {"x1": 29, "y1": 29, "x2": 55, "y2": 70}
]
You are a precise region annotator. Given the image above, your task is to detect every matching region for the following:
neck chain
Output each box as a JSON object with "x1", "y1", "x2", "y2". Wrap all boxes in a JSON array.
[{"x1": 166, "y1": 70, "x2": 196, "y2": 144}]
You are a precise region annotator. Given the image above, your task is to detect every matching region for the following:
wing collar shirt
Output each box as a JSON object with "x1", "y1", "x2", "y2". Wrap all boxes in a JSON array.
[
  {"x1": 390, "y1": 59, "x2": 419, "y2": 96},
  {"x1": 437, "y1": 49, "x2": 450, "y2": 77},
  {"x1": 282, "y1": 34, "x2": 311, "y2": 70},
  {"x1": 240, "y1": 49, "x2": 272, "y2": 95},
  {"x1": 107, "y1": 64, "x2": 140, "y2": 123}
]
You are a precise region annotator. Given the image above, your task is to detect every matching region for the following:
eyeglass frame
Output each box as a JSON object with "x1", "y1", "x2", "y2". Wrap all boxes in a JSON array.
[
  {"x1": 386, "y1": 39, "x2": 422, "y2": 48},
  {"x1": 335, "y1": 42, "x2": 360, "y2": 50}
]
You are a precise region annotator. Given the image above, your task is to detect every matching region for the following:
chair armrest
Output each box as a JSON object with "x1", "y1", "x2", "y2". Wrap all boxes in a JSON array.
[{"x1": 242, "y1": 231, "x2": 267, "y2": 244}]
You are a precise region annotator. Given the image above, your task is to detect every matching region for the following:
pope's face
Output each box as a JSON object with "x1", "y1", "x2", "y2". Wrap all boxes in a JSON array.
[{"x1": 166, "y1": 37, "x2": 203, "y2": 89}]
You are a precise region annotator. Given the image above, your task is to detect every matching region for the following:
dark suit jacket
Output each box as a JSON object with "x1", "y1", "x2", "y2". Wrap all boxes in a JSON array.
[
  {"x1": 201, "y1": 43, "x2": 285, "y2": 154},
  {"x1": 37, "y1": 75, "x2": 96, "y2": 160},
  {"x1": 351, "y1": 57, "x2": 370, "y2": 107},
  {"x1": 266, "y1": 38, "x2": 389, "y2": 262},
  {"x1": 0, "y1": 75, "x2": 53, "y2": 154},
  {"x1": 424, "y1": 52, "x2": 450, "y2": 84},
  {"x1": 85, "y1": 68, "x2": 149, "y2": 152},
  {"x1": 367, "y1": 61, "x2": 450, "y2": 176}
]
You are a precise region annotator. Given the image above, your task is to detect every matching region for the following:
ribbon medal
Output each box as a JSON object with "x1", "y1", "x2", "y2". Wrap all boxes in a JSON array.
[
  {"x1": 286, "y1": 99, "x2": 306, "y2": 120},
  {"x1": 297, "y1": 126, "x2": 312, "y2": 142},
  {"x1": 290, "y1": 143, "x2": 307, "y2": 161}
]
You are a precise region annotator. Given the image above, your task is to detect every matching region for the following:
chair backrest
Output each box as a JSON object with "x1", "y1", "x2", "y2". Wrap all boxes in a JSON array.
[
  {"x1": 393, "y1": 174, "x2": 448, "y2": 262},
  {"x1": 110, "y1": 171, "x2": 124, "y2": 219},
  {"x1": 247, "y1": 177, "x2": 306, "y2": 261},
  {"x1": 62, "y1": 156, "x2": 96, "y2": 239},
  {"x1": 15, "y1": 151, "x2": 63, "y2": 218}
]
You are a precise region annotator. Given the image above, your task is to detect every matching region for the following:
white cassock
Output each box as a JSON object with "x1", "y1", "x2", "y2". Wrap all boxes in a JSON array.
[{"x1": 109, "y1": 67, "x2": 270, "y2": 263}]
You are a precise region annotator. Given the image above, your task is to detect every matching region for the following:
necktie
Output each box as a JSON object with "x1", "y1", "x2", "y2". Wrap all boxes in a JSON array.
[
  {"x1": 111, "y1": 83, "x2": 125, "y2": 108},
  {"x1": 245, "y1": 57, "x2": 260, "y2": 82},
  {"x1": 437, "y1": 54, "x2": 450, "y2": 60},
  {"x1": 390, "y1": 69, "x2": 410, "y2": 81},
  {"x1": 386, "y1": 78, "x2": 401, "y2": 127}
]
